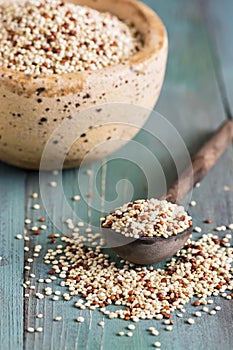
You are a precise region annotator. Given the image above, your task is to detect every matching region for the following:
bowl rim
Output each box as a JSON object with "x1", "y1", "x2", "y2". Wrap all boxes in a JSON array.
[{"x1": 0, "y1": 0, "x2": 168, "y2": 97}]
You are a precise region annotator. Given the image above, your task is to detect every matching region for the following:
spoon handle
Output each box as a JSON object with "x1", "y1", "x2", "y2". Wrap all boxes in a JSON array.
[{"x1": 164, "y1": 120, "x2": 233, "y2": 203}]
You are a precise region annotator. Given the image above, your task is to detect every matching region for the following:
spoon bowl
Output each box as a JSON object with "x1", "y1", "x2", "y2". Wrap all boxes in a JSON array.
[{"x1": 103, "y1": 225, "x2": 193, "y2": 265}]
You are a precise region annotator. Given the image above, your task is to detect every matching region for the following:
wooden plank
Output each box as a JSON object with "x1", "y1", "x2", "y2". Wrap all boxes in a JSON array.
[
  {"x1": 204, "y1": 0, "x2": 233, "y2": 116},
  {"x1": 0, "y1": 163, "x2": 25, "y2": 350}
]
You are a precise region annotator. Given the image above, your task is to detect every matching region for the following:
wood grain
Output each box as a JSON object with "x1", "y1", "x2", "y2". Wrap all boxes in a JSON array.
[
  {"x1": 204, "y1": 0, "x2": 233, "y2": 116},
  {"x1": 0, "y1": 164, "x2": 25, "y2": 350},
  {"x1": 165, "y1": 120, "x2": 233, "y2": 203}
]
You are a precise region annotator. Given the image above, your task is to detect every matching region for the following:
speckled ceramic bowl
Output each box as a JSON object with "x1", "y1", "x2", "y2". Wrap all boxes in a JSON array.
[{"x1": 0, "y1": 0, "x2": 168, "y2": 170}]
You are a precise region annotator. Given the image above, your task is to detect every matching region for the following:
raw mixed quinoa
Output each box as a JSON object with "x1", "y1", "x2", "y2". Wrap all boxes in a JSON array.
[
  {"x1": 0, "y1": 0, "x2": 142, "y2": 75},
  {"x1": 102, "y1": 199, "x2": 193, "y2": 238}
]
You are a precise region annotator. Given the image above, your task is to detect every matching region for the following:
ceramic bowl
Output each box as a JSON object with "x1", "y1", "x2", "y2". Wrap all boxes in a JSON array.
[{"x1": 0, "y1": 0, "x2": 168, "y2": 169}]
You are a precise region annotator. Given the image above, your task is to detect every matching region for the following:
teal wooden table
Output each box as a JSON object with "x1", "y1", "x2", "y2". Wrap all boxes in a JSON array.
[{"x1": 1, "y1": 1, "x2": 233, "y2": 349}]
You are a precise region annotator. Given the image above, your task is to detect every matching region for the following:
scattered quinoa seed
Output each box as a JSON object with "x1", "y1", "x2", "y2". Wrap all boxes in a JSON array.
[
  {"x1": 187, "y1": 318, "x2": 195, "y2": 325},
  {"x1": 36, "y1": 327, "x2": 43, "y2": 333},
  {"x1": 154, "y1": 342, "x2": 161, "y2": 348},
  {"x1": 202, "y1": 307, "x2": 209, "y2": 313},
  {"x1": 194, "y1": 312, "x2": 202, "y2": 317},
  {"x1": 54, "y1": 316, "x2": 62, "y2": 321},
  {"x1": 128, "y1": 324, "x2": 136, "y2": 330},
  {"x1": 37, "y1": 314, "x2": 44, "y2": 319},
  {"x1": 118, "y1": 332, "x2": 124, "y2": 336},
  {"x1": 194, "y1": 226, "x2": 202, "y2": 233},
  {"x1": 27, "y1": 327, "x2": 35, "y2": 333},
  {"x1": 209, "y1": 310, "x2": 216, "y2": 315}
]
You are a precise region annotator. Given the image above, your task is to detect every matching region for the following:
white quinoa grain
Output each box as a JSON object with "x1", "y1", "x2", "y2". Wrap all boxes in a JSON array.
[
  {"x1": 54, "y1": 316, "x2": 62, "y2": 321},
  {"x1": 209, "y1": 310, "x2": 216, "y2": 315},
  {"x1": 73, "y1": 195, "x2": 81, "y2": 201},
  {"x1": 194, "y1": 226, "x2": 202, "y2": 233},
  {"x1": 33, "y1": 204, "x2": 40, "y2": 210},
  {"x1": 77, "y1": 316, "x2": 85, "y2": 323},
  {"x1": 154, "y1": 342, "x2": 161, "y2": 348},
  {"x1": 36, "y1": 327, "x2": 43, "y2": 333},
  {"x1": 194, "y1": 312, "x2": 202, "y2": 317},
  {"x1": 127, "y1": 324, "x2": 136, "y2": 330},
  {"x1": 165, "y1": 326, "x2": 173, "y2": 331},
  {"x1": 118, "y1": 332, "x2": 124, "y2": 336},
  {"x1": 187, "y1": 318, "x2": 195, "y2": 325},
  {"x1": 32, "y1": 193, "x2": 38, "y2": 199},
  {"x1": 163, "y1": 320, "x2": 171, "y2": 325},
  {"x1": 37, "y1": 314, "x2": 44, "y2": 319},
  {"x1": 16, "y1": 234, "x2": 23, "y2": 240},
  {"x1": 27, "y1": 327, "x2": 35, "y2": 333},
  {"x1": 77, "y1": 222, "x2": 84, "y2": 227},
  {"x1": 189, "y1": 201, "x2": 197, "y2": 207},
  {"x1": 127, "y1": 332, "x2": 133, "y2": 337},
  {"x1": 215, "y1": 306, "x2": 221, "y2": 311}
]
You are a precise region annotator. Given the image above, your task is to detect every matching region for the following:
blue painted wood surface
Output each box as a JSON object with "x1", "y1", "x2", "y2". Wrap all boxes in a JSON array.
[
  {"x1": 0, "y1": 0, "x2": 233, "y2": 349},
  {"x1": 204, "y1": 0, "x2": 233, "y2": 116},
  {"x1": 0, "y1": 164, "x2": 25, "y2": 349}
]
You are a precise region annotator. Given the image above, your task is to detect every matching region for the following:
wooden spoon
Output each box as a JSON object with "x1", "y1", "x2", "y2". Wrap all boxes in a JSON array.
[{"x1": 103, "y1": 120, "x2": 233, "y2": 264}]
